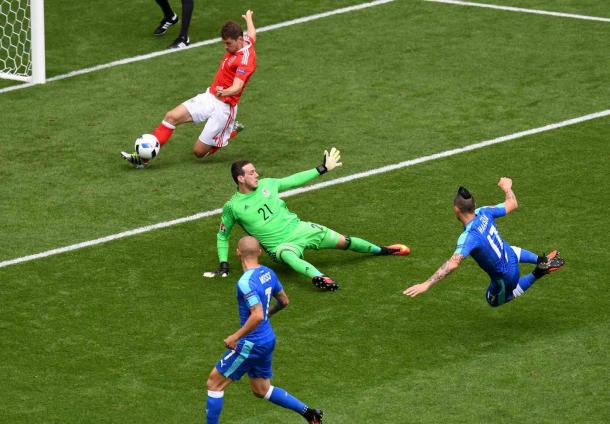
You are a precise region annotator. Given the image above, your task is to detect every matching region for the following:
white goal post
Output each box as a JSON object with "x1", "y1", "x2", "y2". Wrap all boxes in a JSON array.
[{"x1": 0, "y1": 0, "x2": 45, "y2": 84}]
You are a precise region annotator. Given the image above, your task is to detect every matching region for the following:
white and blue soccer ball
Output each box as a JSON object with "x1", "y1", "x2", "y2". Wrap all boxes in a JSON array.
[{"x1": 135, "y1": 134, "x2": 160, "y2": 160}]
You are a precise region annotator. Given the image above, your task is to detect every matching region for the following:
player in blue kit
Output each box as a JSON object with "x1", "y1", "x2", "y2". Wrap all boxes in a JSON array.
[
  {"x1": 205, "y1": 236, "x2": 323, "y2": 423},
  {"x1": 404, "y1": 177, "x2": 565, "y2": 306}
]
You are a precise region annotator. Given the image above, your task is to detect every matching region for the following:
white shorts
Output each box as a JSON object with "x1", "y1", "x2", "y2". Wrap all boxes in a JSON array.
[{"x1": 182, "y1": 89, "x2": 238, "y2": 148}]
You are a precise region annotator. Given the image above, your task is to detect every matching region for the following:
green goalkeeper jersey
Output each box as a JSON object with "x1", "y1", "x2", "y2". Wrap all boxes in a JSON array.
[{"x1": 217, "y1": 168, "x2": 321, "y2": 262}]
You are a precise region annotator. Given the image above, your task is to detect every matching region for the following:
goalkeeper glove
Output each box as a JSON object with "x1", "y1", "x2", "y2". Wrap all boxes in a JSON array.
[
  {"x1": 316, "y1": 147, "x2": 342, "y2": 175},
  {"x1": 203, "y1": 261, "x2": 229, "y2": 278}
]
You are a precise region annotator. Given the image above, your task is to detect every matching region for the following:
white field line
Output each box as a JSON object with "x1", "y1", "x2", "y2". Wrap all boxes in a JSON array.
[
  {"x1": 1, "y1": 108, "x2": 609, "y2": 269},
  {"x1": 425, "y1": 0, "x2": 610, "y2": 23},
  {"x1": 2, "y1": 0, "x2": 607, "y2": 94},
  {"x1": 0, "y1": 0, "x2": 396, "y2": 95}
]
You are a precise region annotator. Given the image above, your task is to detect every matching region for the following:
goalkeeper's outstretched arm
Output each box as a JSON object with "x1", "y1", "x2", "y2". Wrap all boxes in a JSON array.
[{"x1": 278, "y1": 147, "x2": 342, "y2": 191}]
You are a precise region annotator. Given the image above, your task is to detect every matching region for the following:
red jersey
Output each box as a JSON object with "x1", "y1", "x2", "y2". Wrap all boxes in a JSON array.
[{"x1": 210, "y1": 35, "x2": 257, "y2": 107}]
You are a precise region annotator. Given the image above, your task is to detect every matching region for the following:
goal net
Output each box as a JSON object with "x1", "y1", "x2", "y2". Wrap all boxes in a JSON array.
[{"x1": 0, "y1": 0, "x2": 45, "y2": 83}]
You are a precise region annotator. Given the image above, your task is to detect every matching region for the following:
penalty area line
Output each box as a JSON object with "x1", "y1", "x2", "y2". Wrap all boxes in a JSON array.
[{"x1": 1, "y1": 107, "x2": 609, "y2": 269}]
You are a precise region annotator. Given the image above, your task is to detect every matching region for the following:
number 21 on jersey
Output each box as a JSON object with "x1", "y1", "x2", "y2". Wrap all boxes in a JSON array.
[{"x1": 258, "y1": 203, "x2": 274, "y2": 221}]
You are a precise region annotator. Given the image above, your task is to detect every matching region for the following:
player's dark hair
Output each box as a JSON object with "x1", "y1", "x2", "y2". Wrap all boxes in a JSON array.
[
  {"x1": 454, "y1": 186, "x2": 475, "y2": 213},
  {"x1": 221, "y1": 21, "x2": 243, "y2": 40},
  {"x1": 231, "y1": 160, "x2": 251, "y2": 184}
]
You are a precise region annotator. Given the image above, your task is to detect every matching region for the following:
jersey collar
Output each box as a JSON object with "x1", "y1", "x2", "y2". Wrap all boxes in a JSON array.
[
  {"x1": 238, "y1": 39, "x2": 252, "y2": 53},
  {"x1": 235, "y1": 187, "x2": 258, "y2": 198}
]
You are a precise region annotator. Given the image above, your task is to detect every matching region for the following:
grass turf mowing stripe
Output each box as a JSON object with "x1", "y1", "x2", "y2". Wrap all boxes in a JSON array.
[
  {"x1": 425, "y1": 0, "x2": 610, "y2": 23},
  {"x1": 0, "y1": 0, "x2": 396, "y2": 95},
  {"x1": 1, "y1": 107, "x2": 608, "y2": 270}
]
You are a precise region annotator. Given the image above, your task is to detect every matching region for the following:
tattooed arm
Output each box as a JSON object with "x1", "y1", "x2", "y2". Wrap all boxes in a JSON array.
[
  {"x1": 498, "y1": 177, "x2": 518, "y2": 213},
  {"x1": 403, "y1": 254, "x2": 465, "y2": 297}
]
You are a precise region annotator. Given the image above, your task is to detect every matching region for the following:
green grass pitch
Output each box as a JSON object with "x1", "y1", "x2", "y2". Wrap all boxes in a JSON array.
[{"x1": 1, "y1": 0, "x2": 609, "y2": 422}]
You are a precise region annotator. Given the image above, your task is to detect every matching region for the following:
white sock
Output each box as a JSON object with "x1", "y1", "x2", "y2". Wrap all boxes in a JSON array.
[
  {"x1": 161, "y1": 120, "x2": 176, "y2": 129},
  {"x1": 512, "y1": 284, "x2": 525, "y2": 298},
  {"x1": 264, "y1": 386, "x2": 274, "y2": 400}
]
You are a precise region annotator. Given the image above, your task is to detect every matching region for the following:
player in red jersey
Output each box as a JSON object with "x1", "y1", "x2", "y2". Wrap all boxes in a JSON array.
[{"x1": 122, "y1": 10, "x2": 257, "y2": 168}]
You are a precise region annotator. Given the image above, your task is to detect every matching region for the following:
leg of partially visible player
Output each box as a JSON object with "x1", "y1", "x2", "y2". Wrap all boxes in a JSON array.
[
  {"x1": 155, "y1": 0, "x2": 175, "y2": 21},
  {"x1": 250, "y1": 378, "x2": 323, "y2": 423},
  {"x1": 168, "y1": 0, "x2": 194, "y2": 48},
  {"x1": 153, "y1": 0, "x2": 179, "y2": 36},
  {"x1": 179, "y1": 0, "x2": 193, "y2": 39},
  {"x1": 205, "y1": 368, "x2": 233, "y2": 424}
]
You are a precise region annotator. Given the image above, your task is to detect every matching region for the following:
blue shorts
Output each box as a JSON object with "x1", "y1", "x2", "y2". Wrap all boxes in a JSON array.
[
  {"x1": 216, "y1": 339, "x2": 275, "y2": 381},
  {"x1": 486, "y1": 246, "x2": 521, "y2": 307}
]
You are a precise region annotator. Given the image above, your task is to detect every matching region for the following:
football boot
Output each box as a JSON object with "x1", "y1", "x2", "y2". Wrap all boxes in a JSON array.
[
  {"x1": 379, "y1": 244, "x2": 410, "y2": 256},
  {"x1": 121, "y1": 151, "x2": 149, "y2": 169},
  {"x1": 312, "y1": 276, "x2": 338, "y2": 291},
  {"x1": 536, "y1": 250, "x2": 565, "y2": 275},
  {"x1": 154, "y1": 14, "x2": 179, "y2": 36},
  {"x1": 303, "y1": 408, "x2": 324, "y2": 424},
  {"x1": 169, "y1": 35, "x2": 190, "y2": 49}
]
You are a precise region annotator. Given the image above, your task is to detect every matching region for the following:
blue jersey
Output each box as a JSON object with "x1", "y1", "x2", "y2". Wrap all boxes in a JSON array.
[
  {"x1": 454, "y1": 204, "x2": 512, "y2": 280},
  {"x1": 236, "y1": 265, "x2": 283, "y2": 345}
]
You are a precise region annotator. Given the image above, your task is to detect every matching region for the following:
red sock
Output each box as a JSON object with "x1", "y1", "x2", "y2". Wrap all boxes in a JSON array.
[
  {"x1": 152, "y1": 120, "x2": 175, "y2": 146},
  {"x1": 228, "y1": 129, "x2": 239, "y2": 140}
]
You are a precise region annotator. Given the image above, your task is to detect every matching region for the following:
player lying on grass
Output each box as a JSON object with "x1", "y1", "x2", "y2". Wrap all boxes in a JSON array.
[
  {"x1": 404, "y1": 178, "x2": 565, "y2": 306},
  {"x1": 122, "y1": 10, "x2": 257, "y2": 168},
  {"x1": 204, "y1": 148, "x2": 410, "y2": 291},
  {"x1": 205, "y1": 236, "x2": 324, "y2": 424}
]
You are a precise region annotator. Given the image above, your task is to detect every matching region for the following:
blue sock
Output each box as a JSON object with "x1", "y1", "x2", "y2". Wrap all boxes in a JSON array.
[
  {"x1": 265, "y1": 386, "x2": 308, "y2": 415},
  {"x1": 517, "y1": 247, "x2": 539, "y2": 264},
  {"x1": 518, "y1": 273, "x2": 537, "y2": 291},
  {"x1": 206, "y1": 391, "x2": 224, "y2": 424}
]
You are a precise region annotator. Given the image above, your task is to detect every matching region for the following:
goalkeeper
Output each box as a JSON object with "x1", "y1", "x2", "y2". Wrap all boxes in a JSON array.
[{"x1": 204, "y1": 148, "x2": 410, "y2": 291}]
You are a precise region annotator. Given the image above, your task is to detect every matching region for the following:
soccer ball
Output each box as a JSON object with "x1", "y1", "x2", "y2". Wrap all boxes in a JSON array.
[{"x1": 135, "y1": 134, "x2": 160, "y2": 160}]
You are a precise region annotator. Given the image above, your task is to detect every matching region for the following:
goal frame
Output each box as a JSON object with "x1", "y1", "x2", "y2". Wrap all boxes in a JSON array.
[{"x1": 0, "y1": 0, "x2": 45, "y2": 84}]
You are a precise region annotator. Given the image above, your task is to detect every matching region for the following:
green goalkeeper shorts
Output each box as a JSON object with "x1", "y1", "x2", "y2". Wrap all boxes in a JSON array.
[{"x1": 271, "y1": 221, "x2": 341, "y2": 262}]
